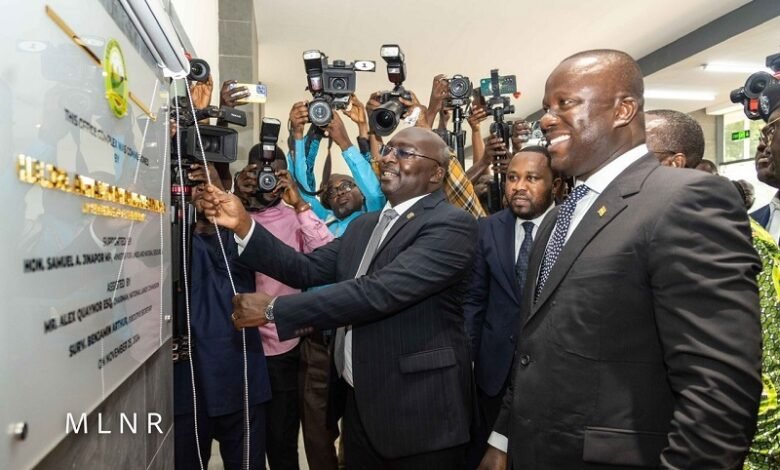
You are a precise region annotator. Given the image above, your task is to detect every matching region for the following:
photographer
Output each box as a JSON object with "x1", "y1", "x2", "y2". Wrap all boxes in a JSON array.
[
  {"x1": 367, "y1": 86, "x2": 487, "y2": 218},
  {"x1": 234, "y1": 145, "x2": 335, "y2": 469},
  {"x1": 174, "y1": 163, "x2": 270, "y2": 470},
  {"x1": 288, "y1": 97, "x2": 385, "y2": 236}
]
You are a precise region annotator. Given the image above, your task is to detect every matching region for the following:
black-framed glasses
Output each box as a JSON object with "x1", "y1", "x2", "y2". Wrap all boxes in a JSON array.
[
  {"x1": 325, "y1": 181, "x2": 356, "y2": 199},
  {"x1": 380, "y1": 144, "x2": 442, "y2": 166}
]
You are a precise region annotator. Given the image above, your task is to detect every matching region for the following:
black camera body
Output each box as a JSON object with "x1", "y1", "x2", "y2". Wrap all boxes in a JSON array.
[
  {"x1": 371, "y1": 86, "x2": 413, "y2": 137},
  {"x1": 303, "y1": 50, "x2": 375, "y2": 127},
  {"x1": 370, "y1": 44, "x2": 411, "y2": 136},
  {"x1": 256, "y1": 117, "x2": 282, "y2": 193},
  {"x1": 446, "y1": 75, "x2": 473, "y2": 108},
  {"x1": 730, "y1": 52, "x2": 780, "y2": 121}
]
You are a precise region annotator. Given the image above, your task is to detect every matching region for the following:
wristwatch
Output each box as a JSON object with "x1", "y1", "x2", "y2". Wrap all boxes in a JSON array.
[{"x1": 265, "y1": 297, "x2": 276, "y2": 322}]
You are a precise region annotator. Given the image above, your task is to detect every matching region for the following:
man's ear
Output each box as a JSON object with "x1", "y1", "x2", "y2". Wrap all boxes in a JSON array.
[
  {"x1": 671, "y1": 154, "x2": 687, "y2": 168},
  {"x1": 614, "y1": 95, "x2": 640, "y2": 129},
  {"x1": 552, "y1": 176, "x2": 563, "y2": 195},
  {"x1": 429, "y1": 165, "x2": 446, "y2": 185}
]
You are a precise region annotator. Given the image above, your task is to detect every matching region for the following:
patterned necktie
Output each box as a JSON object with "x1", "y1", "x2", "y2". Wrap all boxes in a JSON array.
[
  {"x1": 515, "y1": 221, "x2": 535, "y2": 290},
  {"x1": 334, "y1": 208, "x2": 399, "y2": 377},
  {"x1": 536, "y1": 184, "x2": 590, "y2": 300}
]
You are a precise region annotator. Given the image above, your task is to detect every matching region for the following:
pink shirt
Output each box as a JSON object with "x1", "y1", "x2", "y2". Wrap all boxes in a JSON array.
[{"x1": 249, "y1": 205, "x2": 334, "y2": 356}]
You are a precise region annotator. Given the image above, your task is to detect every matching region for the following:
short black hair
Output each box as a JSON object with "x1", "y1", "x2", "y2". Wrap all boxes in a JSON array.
[
  {"x1": 646, "y1": 109, "x2": 705, "y2": 168},
  {"x1": 513, "y1": 145, "x2": 552, "y2": 165},
  {"x1": 696, "y1": 159, "x2": 718, "y2": 175}
]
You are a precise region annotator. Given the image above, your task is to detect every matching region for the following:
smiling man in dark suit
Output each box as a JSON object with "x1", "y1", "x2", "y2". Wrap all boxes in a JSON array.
[
  {"x1": 464, "y1": 146, "x2": 558, "y2": 468},
  {"x1": 479, "y1": 50, "x2": 763, "y2": 470},
  {"x1": 201, "y1": 126, "x2": 476, "y2": 469}
]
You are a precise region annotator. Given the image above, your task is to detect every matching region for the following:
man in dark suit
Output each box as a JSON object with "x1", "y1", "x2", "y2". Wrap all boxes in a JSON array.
[
  {"x1": 749, "y1": 132, "x2": 778, "y2": 233},
  {"x1": 202, "y1": 127, "x2": 477, "y2": 469},
  {"x1": 480, "y1": 49, "x2": 763, "y2": 469},
  {"x1": 464, "y1": 146, "x2": 558, "y2": 468}
]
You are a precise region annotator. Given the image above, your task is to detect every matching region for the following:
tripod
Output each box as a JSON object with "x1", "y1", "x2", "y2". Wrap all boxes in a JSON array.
[{"x1": 451, "y1": 105, "x2": 467, "y2": 167}]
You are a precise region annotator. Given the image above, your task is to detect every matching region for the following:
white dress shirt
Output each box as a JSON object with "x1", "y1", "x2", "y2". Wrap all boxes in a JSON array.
[
  {"x1": 514, "y1": 205, "x2": 555, "y2": 261},
  {"x1": 487, "y1": 144, "x2": 649, "y2": 453},
  {"x1": 343, "y1": 193, "x2": 430, "y2": 386},
  {"x1": 766, "y1": 194, "x2": 780, "y2": 243}
]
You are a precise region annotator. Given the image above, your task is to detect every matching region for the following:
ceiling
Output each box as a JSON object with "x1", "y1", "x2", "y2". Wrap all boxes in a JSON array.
[{"x1": 253, "y1": 0, "x2": 775, "y2": 143}]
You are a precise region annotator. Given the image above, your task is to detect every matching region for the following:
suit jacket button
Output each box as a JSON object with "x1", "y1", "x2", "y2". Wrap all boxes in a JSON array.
[
  {"x1": 519, "y1": 354, "x2": 531, "y2": 366},
  {"x1": 509, "y1": 335, "x2": 516, "y2": 344}
]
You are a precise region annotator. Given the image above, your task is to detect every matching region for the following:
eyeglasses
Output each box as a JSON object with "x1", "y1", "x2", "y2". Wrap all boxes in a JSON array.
[
  {"x1": 380, "y1": 144, "x2": 442, "y2": 166},
  {"x1": 325, "y1": 181, "x2": 355, "y2": 199},
  {"x1": 764, "y1": 115, "x2": 780, "y2": 144}
]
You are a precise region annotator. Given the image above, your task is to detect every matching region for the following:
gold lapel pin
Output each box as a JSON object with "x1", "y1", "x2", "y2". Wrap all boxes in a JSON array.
[
  {"x1": 406, "y1": 212, "x2": 415, "y2": 220},
  {"x1": 597, "y1": 206, "x2": 607, "y2": 217}
]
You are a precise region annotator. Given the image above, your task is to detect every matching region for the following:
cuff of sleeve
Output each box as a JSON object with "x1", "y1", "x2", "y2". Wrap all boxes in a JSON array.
[
  {"x1": 234, "y1": 219, "x2": 256, "y2": 255},
  {"x1": 487, "y1": 432, "x2": 508, "y2": 453}
]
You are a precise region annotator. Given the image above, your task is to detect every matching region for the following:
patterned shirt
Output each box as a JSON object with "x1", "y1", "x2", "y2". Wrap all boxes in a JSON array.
[{"x1": 745, "y1": 218, "x2": 780, "y2": 470}]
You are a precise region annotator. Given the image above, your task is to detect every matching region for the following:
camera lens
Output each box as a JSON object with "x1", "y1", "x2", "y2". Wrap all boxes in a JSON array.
[
  {"x1": 188, "y1": 58, "x2": 210, "y2": 83},
  {"x1": 449, "y1": 77, "x2": 471, "y2": 99},
  {"x1": 331, "y1": 77, "x2": 348, "y2": 91},
  {"x1": 308, "y1": 99, "x2": 333, "y2": 127},
  {"x1": 370, "y1": 100, "x2": 405, "y2": 137},
  {"x1": 257, "y1": 170, "x2": 277, "y2": 193},
  {"x1": 744, "y1": 72, "x2": 776, "y2": 99}
]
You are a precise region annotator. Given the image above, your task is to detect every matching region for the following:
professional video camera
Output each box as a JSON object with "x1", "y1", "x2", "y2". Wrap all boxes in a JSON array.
[
  {"x1": 303, "y1": 49, "x2": 375, "y2": 127},
  {"x1": 370, "y1": 44, "x2": 413, "y2": 137},
  {"x1": 170, "y1": 96, "x2": 247, "y2": 187},
  {"x1": 730, "y1": 52, "x2": 780, "y2": 120},
  {"x1": 479, "y1": 69, "x2": 517, "y2": 213},
  {"x1": 256, "y1": 117, "x2": 282, "y2": 193}
]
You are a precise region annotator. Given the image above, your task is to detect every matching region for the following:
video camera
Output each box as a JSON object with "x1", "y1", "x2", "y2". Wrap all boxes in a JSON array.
[
  {"x1": 370, "y1": 44, "x2": 412, "y2": 137},
  {"x1": 303, "y1": 50, "x2": 375, "y2": 127},
  {"x1": 730, "y1": 52, "x2": 780, "y2": 120},
  {"x1": 256, "y1": 117, "x2": 282, "y2": 193},
  {"x1": 170, "y1": 95, "x2": 247, "y2": 188}
]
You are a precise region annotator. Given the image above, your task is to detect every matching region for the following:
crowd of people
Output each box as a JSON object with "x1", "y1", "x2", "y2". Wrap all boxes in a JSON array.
[{"x1": 173, "y1": 48, "x2": 780, "y2": 469}]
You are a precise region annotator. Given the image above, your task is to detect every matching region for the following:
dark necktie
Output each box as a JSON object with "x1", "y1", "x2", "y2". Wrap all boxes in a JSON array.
[
  {"x1": 334, "y1": 208, "x2": 399, "y2": 378},
  {"x1": 515, "y1": 221, "x2": 535, "y2": 290},
  {"x1": 536, "y1": 184, "x2": 590, "y2": 300}
]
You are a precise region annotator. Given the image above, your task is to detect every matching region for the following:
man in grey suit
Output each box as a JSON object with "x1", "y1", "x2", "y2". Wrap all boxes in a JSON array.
[
  {"x1": 480, "y1": 50, "x2": 763, "y2": 469},
  {"x1": 202, "y1": 127, "x2": 476, "y2": 469}
]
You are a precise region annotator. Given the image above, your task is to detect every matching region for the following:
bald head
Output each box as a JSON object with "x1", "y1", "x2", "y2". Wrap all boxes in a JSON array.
[
  {"x1": 542, "y1": 49, "x2": 646, "y2": 179},
  {"x1": 398, "y1": 127, "x2": 451, "y2": 167}
]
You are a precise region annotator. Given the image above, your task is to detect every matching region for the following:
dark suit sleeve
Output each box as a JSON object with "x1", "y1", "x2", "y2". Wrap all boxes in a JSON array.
[
  {"x1": 463, "y1": 218, "x2": 490, "y2": 358},
  {"x1": 649, "y1": 176, "x2": 762, "y2": 468},
  {"x1": 238, "y1": 220, "x2": 341, "y2": 289},
  {"x1": 273, "y1": 209, "x2": 477, "y2": 340}
]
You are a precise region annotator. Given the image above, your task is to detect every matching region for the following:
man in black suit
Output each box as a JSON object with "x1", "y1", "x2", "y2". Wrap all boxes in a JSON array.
[
  {"x1": 201, "y1": 127, "x2": 477, "y2": 469},
  {"x1": 464, "y1": 146, "x2": 558, "y2": 468},
  {"x1": 480, "y1": 49, "x2": 763, "y2": 469},
  {"x1": 750, "y1": 128, "x2": 779, "y2": 233}
]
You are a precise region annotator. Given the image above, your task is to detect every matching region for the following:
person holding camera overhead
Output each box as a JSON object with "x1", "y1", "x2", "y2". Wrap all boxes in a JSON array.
[
  {"x1": 233, "y1": 143, "x2": 334, "y2": 469},
  {"x1": 287, "y1": 95, "x2": 385, "y2": 237}
]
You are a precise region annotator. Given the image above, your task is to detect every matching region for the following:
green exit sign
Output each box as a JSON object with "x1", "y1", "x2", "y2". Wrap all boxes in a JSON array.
[{"x1": 731, "y1": 130, "x2": 751, "y2": 141}]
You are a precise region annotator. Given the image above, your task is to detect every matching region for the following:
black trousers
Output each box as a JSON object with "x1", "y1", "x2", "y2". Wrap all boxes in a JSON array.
[
  {"x1": 343, "y1": 386, "x2": 466, "y2": 470},
  {"x1": 466, "y1": 379, "x2": 509, "y2": 470},
  {"x1": 299, "y1": 334, "x2": 339, "y2": 470},
  {"x1": 175, "y1": 404, "x2": 266, "y2": 470},
  {"x1": 266, "y1": 344, "x2": 301, "y2": 470}
]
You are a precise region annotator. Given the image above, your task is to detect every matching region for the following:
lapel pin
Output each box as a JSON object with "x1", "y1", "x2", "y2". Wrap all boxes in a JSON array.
[
  {"x1": 597, "y1": 206, "x2": 607, "y2": 217},
  {"x1": 406, "y1": 212, "x2": 415, "y2": 220}
]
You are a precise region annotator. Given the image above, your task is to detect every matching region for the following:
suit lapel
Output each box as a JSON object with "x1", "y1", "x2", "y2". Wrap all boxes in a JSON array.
[
  {"x1": 493, "y1": 209, "x2": 521, "y2": 304},
  {"x1": 373, "y1": 191, "x2": 445, "y2": 262},
  {"x1": 526, "y1": 154, "x2": 658, "y2": 324}
]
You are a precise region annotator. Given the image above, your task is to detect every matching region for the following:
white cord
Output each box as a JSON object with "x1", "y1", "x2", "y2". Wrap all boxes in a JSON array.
[
  {"x1": 183, "y1": 79, "x2": 252, "y2": 470},
  {"x1": 173, "y1": 79, "x2": 206, "y2": 470}
]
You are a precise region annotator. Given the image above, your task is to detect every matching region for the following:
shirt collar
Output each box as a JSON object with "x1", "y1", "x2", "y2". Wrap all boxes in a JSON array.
[
  {"x1": 575, "y1": 144, "x2": 648, "y2": 194},
  {"x1": 381, "y1": 193, "x2": 431, "y2": 217}
]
